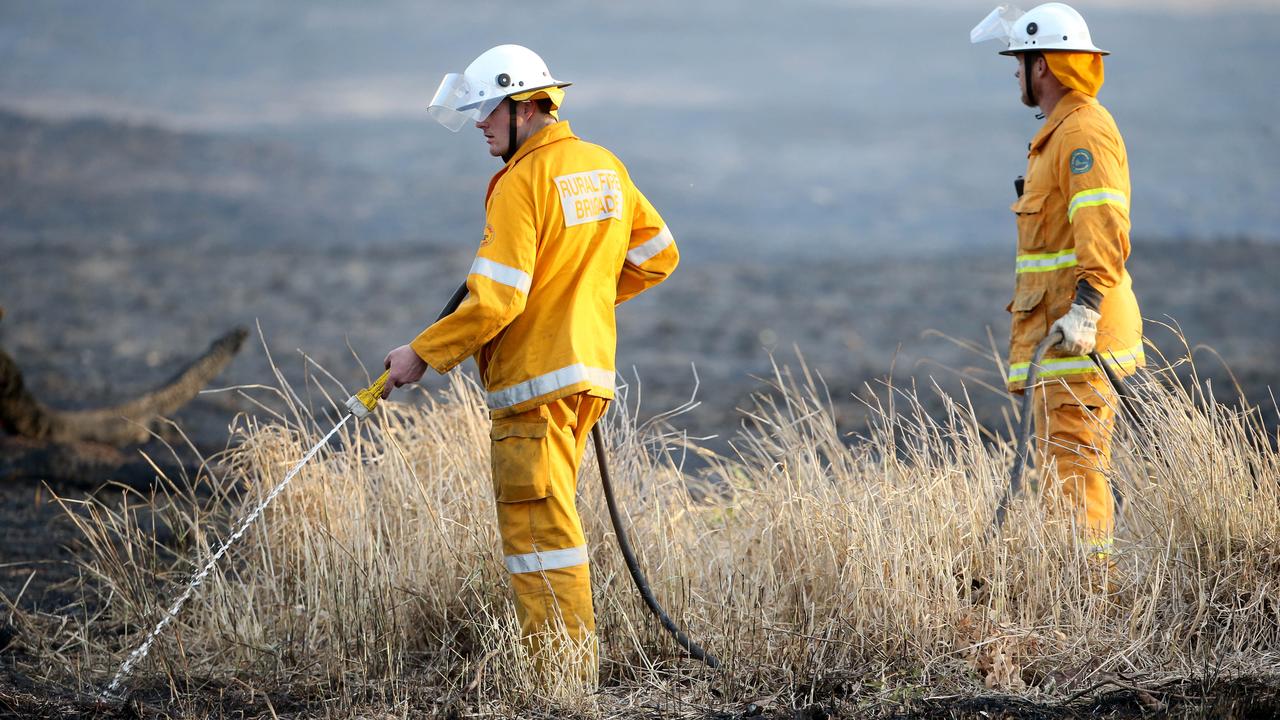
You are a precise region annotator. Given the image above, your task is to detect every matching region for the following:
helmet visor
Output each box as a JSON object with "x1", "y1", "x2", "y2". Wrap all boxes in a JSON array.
[
  {"x1": 426, "y1": 73, "x2": 504, "y2": 132},
  {"x1": 970, "y1": 5, "x2": 1024, "y2": 46}
]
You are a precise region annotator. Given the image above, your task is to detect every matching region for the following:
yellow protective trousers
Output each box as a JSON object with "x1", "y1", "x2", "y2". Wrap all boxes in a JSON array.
[
  {"x1": 1031, "y1": 379, "x2": 1116, "y2": 553},
  {"x1": 489, "y1": 391, "x2": 607, "y2": 674}
]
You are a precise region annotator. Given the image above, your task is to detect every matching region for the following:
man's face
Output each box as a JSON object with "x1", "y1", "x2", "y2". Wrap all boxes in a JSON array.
[{"x1": 475, "y1": 101, "x2": 511, "y2": 158}]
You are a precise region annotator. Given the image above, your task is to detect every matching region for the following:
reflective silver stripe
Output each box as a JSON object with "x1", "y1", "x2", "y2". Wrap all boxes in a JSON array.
[
  {"x1": 1015, "y1": 250, "x2": 1077, "y2": 273},
  {"x1": 470, "y1": 257, "x2": 532, "y2": 293},
  {"x1": 505, "y1": 545, "x2": 589, "y2": 574},
  {"x1": 487, "y1": 363, "x2": 615, "y2": 410},
  {"x1": 1067, "y1": 188, "x2": 1128, "y2": 223},
  {"x1": 626, "y1": 225, "x2": 674, "y2": 266}
]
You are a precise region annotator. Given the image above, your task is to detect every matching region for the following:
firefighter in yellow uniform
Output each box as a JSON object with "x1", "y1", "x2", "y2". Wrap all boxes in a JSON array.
[
  {"x1": 381, "y1": 45, "x2": 678, "y2": 674},
  {"x1": 973, "y1": 4, "x2": 1143, "y2": 554}
]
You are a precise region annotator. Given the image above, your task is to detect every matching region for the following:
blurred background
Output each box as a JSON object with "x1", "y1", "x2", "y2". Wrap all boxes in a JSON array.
[{"x1": 2, "y1": 0, "x2": 1277, "y2": 449}]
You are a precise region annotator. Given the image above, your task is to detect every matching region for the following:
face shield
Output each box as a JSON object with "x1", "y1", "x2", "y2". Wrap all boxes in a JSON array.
[
  {"x1": 426, "y1": 72, "x2": 506, "y2": 132},
  {"x1": 970, "y1": 5, "x2": 1024, "y2": 47}
]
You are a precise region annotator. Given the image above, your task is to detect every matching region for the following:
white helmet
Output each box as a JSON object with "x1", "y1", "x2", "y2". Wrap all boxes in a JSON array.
[
  {"x1": 427, "y1": 45, "x2": 571, "y2": 132},
  {"x1": 971, "y1": 3, "x2": 1108, "y2": 56}
]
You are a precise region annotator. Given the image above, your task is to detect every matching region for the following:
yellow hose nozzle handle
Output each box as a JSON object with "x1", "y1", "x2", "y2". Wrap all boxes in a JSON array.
[{"x1": 345, "y1": 370, "x2": 390, "y2": 419}]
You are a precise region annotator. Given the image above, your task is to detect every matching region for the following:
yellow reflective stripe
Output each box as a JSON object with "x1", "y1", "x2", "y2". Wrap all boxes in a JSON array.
[
  {"x1": 1089, "y1": 537, "x2": 1115, "y2": 560},
  {"x1": 1015, "y1": 249, "x2": 1077, "y2": 273},
  {"x1": 1009, "y1": 361, "x2": 1091, "y2": 381},
  {"x1": 1068, "y1": 187, "x2": 1128, "y2": 223},
  {"x1": 1008, "y1": 344, "x2": 1144, "y2": 382}
]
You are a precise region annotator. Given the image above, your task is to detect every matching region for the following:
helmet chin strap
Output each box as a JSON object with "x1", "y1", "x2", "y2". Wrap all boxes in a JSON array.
[
  {"x1": 1025, "y1": 53, "x2": 1046, "y2": 119},
  {"x1": 1024, "y1": 53, "x2": 1038, "y2": 107},
  {"x1": 503, "y1": 98, "x2": 518, "y2": 163}
]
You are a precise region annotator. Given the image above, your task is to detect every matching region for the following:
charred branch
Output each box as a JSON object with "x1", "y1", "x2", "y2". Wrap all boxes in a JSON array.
[{"x1": 0, "y1": 328, "x2": 247, "y2": 446}]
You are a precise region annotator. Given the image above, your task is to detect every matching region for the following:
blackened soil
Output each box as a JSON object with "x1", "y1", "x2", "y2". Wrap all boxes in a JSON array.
[
  {"x1": 1, "y1": 674, "x2": 1278, "y2": 719},
  {"x1": 0, "y1": 481, "x2": 88, "y2": 614}
]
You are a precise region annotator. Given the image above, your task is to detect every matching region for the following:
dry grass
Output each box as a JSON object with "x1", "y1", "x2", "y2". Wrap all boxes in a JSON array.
[{"x1": 9, "y1": 343, "x2": 1280, "y2": 718}]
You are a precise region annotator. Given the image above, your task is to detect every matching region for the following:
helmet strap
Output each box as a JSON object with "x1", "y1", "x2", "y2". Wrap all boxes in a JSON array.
[
  {"x1": 503, "y1": 98, "x2": 518, "y2": 163},
  {"x1": 1024, "y1": 53, "x2": 1038, "y2": 109}
]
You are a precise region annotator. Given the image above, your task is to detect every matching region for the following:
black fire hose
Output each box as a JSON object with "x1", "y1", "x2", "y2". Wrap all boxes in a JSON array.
[
  {"x1": 1089, "y1": 349, "x2": 1141, "y2": 427},
  {"x1": 437, "y1": 282, "x2": 469, "y2": 322},
  {"x1": 993, "y1": 329, "x2": 1063, "y2": 532},
  {"x1": 993, "y1": 329, "x2": 1140, "y2": 533},
  {"x1": 438, "y1": 284, "x2": 720, "y2": 669},
  {"x1": 591, "y1": 426, "x2": 721, "y2": 668}
]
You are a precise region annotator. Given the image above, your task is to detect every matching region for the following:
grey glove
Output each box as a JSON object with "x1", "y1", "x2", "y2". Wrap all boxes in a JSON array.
[{"x1": 1050, "y1": 303, "x2": 1101, "y2": 355}]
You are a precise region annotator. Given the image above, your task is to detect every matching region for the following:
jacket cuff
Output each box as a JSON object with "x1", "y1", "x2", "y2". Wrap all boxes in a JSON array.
[
  {"x1": 1073, "y1": 279, "x2": 1103, "y2": 311},
  {"x1": 410, "y1": 333, "x2": 460, "y2": 374}
]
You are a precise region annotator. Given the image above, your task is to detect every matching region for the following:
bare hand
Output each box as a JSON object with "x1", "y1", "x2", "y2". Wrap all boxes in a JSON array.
[{"x1": 382, "y1": 344, "x2": 429, "y2": 399}]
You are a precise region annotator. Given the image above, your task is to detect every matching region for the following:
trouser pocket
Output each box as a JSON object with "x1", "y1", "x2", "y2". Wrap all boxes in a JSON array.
[
  {"x1": 490, "y1": 415, "x2": 551, "y2": 503},
  {"x1": 1032, "y1": 383, "x2": 1117, "y2": 541}
]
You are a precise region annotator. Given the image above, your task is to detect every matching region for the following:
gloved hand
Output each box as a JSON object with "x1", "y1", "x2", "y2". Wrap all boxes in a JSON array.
[{"x1": 1050, "y1": 303, "x2": 1102, "y2": 355}]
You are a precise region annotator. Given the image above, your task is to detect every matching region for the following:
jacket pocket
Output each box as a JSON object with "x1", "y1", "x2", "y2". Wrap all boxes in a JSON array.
[
  {"x1": 1011, "y1": 190, "x2": 1049, "y2": 251},
  {"x1": 1009, "y1": 286, "x2": 1046, "y2": 314},
  {"x1": 1008, "y1": 285, "x2": 1050, "y2": 362},
  {"x1": 490, "y1": 417, "x2": 550, "y2": 503}
]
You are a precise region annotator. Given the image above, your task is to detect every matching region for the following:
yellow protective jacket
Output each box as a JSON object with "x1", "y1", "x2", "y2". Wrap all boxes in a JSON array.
[
  {"x1": 412, "y1": 122, "x2": 678, "y2": 418},
  {"x1": 1007, "y1": 90, "x2": 1143, "y2": 392}
]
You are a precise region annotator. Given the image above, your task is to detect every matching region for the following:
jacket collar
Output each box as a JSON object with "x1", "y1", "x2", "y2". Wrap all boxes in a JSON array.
[
  {"x1": 508, "y1": 120, "x2": 576, "y2": 166},
  {"x1": 486, "y1": 121, "x2": 577, "y2": 201},
  {"x1": 1029, "y1": 90, "x2": 1095, "y2": 154}
]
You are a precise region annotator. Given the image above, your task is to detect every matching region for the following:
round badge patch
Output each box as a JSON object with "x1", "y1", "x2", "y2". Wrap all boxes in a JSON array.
[{"x1": 1070, "y1": 148, "x2": 1094, "y2": 175}]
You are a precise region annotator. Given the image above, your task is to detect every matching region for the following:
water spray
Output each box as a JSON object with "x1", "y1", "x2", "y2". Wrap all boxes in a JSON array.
[
  {"x1": 100, "y1": 372, "x2": 389, "y2": 700},
  {"x1": 103, "y1": 281, "x2": 716, "y2": 701}
]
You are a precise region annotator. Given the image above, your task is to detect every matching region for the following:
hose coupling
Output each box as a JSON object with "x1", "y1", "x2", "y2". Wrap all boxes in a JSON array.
[{"x1": 346, "y1": 370, "x2": 390, "y2": 419}]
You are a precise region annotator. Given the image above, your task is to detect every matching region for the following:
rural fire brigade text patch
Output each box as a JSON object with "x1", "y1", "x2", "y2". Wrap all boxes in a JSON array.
[{"x1": 554, "y1": 170, "x2": 624, "y2": 227}]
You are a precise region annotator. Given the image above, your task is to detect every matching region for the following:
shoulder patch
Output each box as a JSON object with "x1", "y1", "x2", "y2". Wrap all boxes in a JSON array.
[
  {"x1": 1069, "y1": 148, "x2": 1094, "y2": 175},
  {"x1": 479, "y1": 223, "x2": 495, "y2": 247}
]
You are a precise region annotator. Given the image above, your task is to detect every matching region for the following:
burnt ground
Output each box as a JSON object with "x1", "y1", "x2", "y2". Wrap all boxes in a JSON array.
[
  {"x1": 2, "y1": 108, "x2": 1279, "y2": 718},
  {"x1": 1, "y1": 666, "x2": 1278, "y2": 719}
]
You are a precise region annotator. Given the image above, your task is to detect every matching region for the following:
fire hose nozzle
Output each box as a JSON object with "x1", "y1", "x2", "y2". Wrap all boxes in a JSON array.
[{"x1": 346, "y1": 370, "x2": 390, "y2": 419}]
